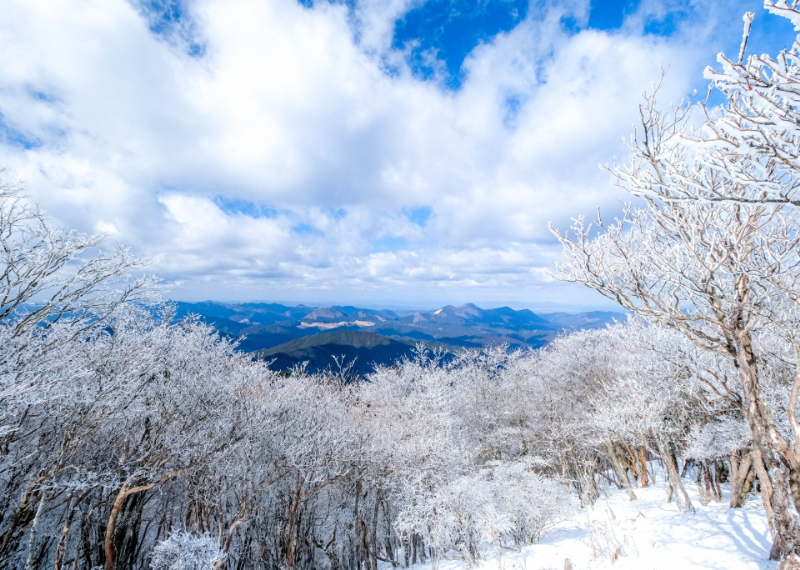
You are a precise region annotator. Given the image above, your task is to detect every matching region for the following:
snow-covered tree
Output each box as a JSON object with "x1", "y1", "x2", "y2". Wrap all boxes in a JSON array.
[{"x1": 550, "y1": 5, "x2": 800, "y2": 565}]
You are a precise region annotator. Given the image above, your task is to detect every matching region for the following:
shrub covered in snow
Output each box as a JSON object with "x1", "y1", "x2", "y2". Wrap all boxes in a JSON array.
[
  {"x1": 150, "y1": 531, "x2": 222, "y2": 570},
  {"x1": 395, "y1": 459, "x2": 574, "y2": 565},
  {"x1": 685, "y1": 416, "x2": 751, "y2": 462}
]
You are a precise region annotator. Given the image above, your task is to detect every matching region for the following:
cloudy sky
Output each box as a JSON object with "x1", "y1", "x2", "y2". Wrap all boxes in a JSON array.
[{"x1": 0, "y1": 0, "x2": 795, "y2": 308}]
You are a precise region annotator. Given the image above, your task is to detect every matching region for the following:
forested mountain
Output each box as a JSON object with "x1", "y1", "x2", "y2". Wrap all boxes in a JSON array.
[
  {"x1": 174, "y1": 300, "x2": 624, "y2": 373},
  {"x1": 253, "y1": 330, "x2": 458, "y2": 375}
]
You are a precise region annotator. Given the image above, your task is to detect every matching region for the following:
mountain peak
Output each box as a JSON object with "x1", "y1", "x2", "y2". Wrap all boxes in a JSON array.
[
  {"x1": 412, "y1": 312, "x2": 429, "y2": 324},
  {"x1": 303, "y1": 307, "x2": 348, "y2": 323},
  {"x1": 454, "y1": 303, "x2": 483, "y2": 318}
]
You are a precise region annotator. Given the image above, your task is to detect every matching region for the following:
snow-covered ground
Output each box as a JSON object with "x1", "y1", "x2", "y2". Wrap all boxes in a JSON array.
[{"x1": 396, "y1": 475, "x2": 775, "y2": 570}]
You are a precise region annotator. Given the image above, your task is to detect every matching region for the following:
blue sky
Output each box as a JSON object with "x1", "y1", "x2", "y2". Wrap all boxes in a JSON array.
[
  {"x1": 390, "y1": 0, "x2": 648, "y2": 87},
  {"x1": 0, "y1": 0, "x2": 793, "y2": 308},
  {"x1": 387, "y1": 0, "x2": 796, "y2": 92}
]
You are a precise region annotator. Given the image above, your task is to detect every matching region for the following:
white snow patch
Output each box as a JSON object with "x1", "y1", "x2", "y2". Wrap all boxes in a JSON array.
[
  {"x1": 387, "y1": 476, "x2": 775, "y2": 570},
  {"x1": 297, "y1": 320, "x2": 376, "y2": 329}
]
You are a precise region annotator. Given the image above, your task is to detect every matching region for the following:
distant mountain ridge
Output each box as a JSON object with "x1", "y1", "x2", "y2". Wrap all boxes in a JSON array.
[
  {"x1": 254, "y1": 330, "x2": 458, "y2": 376},
  {"x1": 173, "y1": 301, "x2": 625, "y2": 374}
]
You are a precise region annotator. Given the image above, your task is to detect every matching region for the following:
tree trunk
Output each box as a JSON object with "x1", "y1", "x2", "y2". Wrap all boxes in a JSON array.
[
  {"x1": 696, "y1": 462, "x2": 710, "y2": 506},
  {"x1": 369, "y1": 494, "x2": 379, "y2": 570},
  {"x1": 385, "y1": 533, "x2": 397, "y2": 568},
  {"x1": 751, "y1": 447, "x2": 777, "y2": 538},
  {"x1": 712, "y1": 460, "x2": 724, "y2": 501},
  {"x1": 54, "y1": 496, "x2": 76, "y2": 570},
  {"x1": 104, "y1": 470, "x2": 188, "y2": 570},
  {"x1": 735, "y1": 465, "x2": 756, "y2": 509},
  {"x1": 680, "y1": 458, "x2": 693, "y2": 479},
  {"x1": 0, "y1": 477, "x2": 44, "y2": 562},
  {"x1": 215, "y1": 502, "x2": 248, "y2": 570},
  {"x1": 656, "y1": 438, "x2": 694, "y2": 512},
  {"x1": 703, "y1": 461, "x2": 718, "y2": 502},
  {"x1": 605, "y1": 440, "x2": 636, "y2": 501},
  {"x1": 639, "y1": 447, "x2": 649, "y2": 487},
  {"x1": 104, "y1": 484, "x2": 130, "y2": 570},
  {"x1": 380, "y1": 498, "x2": 397, "y2": 568},
  {"x1": 730, "y1": 451, "x2": 755, "y2": 508},
  {"x1": 24, "y1": 488, "x2": 49, "y2": 570},
  {"x1": 358, "y1": 520, "x2": 370, "y2": 570},
  {"x1": 735, "y1": 331, "x2": 800, "y2": 561},
  {"x1": 730, "y1": 450, "x2": 741, "y2": 485},
  {"x1": 77, "y1": 502, "x2": 97, "y2": 570},
  {"x1": 284, "y1": 477, "x2": 303, "y2": 569},
  {"x1": 715, "y1": 459, "x2": 728, "y2": 484},
  {"x1": 769, "y1": 462, "x2": 800, "y2": 563}
]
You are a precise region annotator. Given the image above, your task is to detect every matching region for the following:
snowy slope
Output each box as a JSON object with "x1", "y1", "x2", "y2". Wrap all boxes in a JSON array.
[{"x1": 392, "y1": 475, "x2": 774, "y2": 570}]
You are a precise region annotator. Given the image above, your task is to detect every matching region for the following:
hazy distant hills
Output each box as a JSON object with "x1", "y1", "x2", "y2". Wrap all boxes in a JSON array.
[
  {"x1": 173, "y1": 301, "x2": 625, "y2": 374},
  {"x1": 538, "y1": 311, "x2": 625, "y2": 330}
]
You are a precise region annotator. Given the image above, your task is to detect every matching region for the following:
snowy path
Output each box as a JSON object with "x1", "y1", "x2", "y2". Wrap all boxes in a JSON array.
[{"x1": 396, "y1": 477, "x2": 775, "y2": 570}]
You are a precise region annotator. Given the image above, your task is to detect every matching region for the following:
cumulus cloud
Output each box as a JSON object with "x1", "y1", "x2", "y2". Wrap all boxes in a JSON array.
[{"x1": 0, "y1": 0, "x2": 781, "y2": 306}]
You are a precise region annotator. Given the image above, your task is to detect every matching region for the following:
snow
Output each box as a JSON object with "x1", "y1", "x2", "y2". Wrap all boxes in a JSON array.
[
  {"x1": 391, "y1": 473, "x2": 775, "y2": 570},
  {"x1": 297, "y1": 319, "x2": 376, "y2": 329}
]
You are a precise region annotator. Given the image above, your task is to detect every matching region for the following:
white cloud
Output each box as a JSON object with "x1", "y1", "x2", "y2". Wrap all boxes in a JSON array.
[{"x1": 0, "y1": 0, "x2": 773, "y2": 306}]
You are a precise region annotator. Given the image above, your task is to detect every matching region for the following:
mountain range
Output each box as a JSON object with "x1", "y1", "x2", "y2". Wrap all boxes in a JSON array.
[{"x1": 173, "y1": 301, "x2": 625, "y2": 375}]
